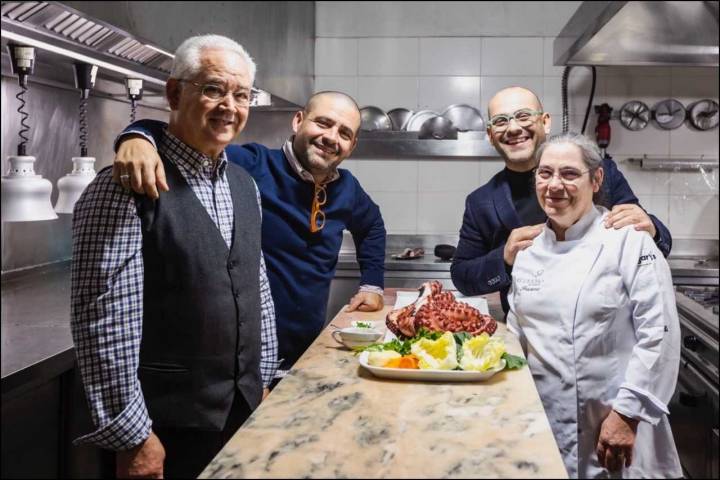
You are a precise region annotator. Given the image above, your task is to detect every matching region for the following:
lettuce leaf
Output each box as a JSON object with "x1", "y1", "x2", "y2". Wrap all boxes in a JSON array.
[{"x1": 501, "y1": 352, "x2": 527, "y2": 370}]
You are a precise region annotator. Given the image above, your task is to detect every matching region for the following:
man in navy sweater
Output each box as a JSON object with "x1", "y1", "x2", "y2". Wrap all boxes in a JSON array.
[
  {"x1": 451, "y1": 87, "x2": 672, "y2": 314},
  {"x1": 113, "y1": 91, "x2": 386, "y2": 376}
]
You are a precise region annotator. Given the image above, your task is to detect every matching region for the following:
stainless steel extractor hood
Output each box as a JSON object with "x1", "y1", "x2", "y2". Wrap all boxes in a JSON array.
[
  {"x1": 2, "y1": 1, "x2": 171, "y2": 87},
  {"x1": 554, "y1": 1, "x2": 719, "y2": 67},
  {"x1": 1, "y1": 1, "x2": 286, "y2": 106}
]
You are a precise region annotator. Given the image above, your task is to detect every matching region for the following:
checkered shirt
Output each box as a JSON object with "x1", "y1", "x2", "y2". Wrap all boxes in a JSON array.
[{"x1": 70, "y1": 130, "x2": 278, "y2": 451}]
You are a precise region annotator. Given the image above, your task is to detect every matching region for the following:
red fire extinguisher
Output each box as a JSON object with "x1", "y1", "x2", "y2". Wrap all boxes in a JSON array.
[{"x1": 595, "y1": 103, "x2": 612, "y2": 158}]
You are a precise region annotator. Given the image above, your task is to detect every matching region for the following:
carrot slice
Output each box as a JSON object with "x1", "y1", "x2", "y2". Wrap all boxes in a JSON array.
[{"x1": 384, "y1": 354, "x2": 420, "y2": 369}]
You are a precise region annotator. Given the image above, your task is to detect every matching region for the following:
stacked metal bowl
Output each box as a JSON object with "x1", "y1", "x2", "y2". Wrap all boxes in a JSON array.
[{"x1": 359, "y1": 104, "x2": 485, "y2": 139}]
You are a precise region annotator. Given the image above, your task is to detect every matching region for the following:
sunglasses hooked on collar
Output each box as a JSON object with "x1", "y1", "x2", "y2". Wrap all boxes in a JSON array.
[{"x1": 309, "y1": 182, "x2": 327, "y2": 233}]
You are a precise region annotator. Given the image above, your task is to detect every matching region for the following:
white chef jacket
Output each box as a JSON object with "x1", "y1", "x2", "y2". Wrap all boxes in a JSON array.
[{"x1": 507, "y1": 205, "x2": 682, "y2": 479}]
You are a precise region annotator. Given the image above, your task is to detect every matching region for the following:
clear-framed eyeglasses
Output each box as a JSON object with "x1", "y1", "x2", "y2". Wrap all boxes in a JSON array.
[
  {"x1": 179, "y1": 80, "x2": 256, "y2": 107},
  {"x1": 534, "y1": 166, "x2": 591, "y2": 186},
  {"x1": 488, "y1": 109, "x2": 543, "y2": 132}
]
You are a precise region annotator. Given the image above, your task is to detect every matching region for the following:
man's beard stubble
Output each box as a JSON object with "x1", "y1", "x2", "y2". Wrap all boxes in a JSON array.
[{"x1": 303, "y1": 147, "x2": 341, "y2": 177}]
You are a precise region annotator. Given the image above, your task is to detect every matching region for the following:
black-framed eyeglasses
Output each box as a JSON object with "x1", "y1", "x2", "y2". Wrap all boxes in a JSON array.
[
  {"x1": 179, "y1": 80, "x2": 256, "y2": 107},
  {"x1": 534, "y1": 166, "x2": 591, "y2": 185},
  {"x1": 488, "y1": 109, "x2": 543, "y2": 132}
]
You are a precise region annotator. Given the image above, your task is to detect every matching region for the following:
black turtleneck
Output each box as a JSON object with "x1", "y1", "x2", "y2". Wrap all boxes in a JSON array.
[{"x1": 505, "y1": 167, "x2": 546, "y2": 226}]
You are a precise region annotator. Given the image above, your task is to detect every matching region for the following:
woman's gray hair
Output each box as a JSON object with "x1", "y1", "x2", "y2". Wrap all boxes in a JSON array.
[
  {"x1": 170, "y1": 34, "x2": 257, "y2": 84},
  {"x1": 535, "y1": 132, "x2": 608, "y2": 205},
  {"x1": 534, "y1": 132, "x2": 603, "y2": 171}
]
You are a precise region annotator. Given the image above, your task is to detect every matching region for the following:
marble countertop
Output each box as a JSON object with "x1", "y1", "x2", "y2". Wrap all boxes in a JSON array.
[{"x1": 200, "y1": 291, "x2": 567, "y2": 479}]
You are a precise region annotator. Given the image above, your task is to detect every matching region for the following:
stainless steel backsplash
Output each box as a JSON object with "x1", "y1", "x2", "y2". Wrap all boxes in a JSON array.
[
  {"x1": 1, "y1": 74, "x2": 169, "y2": 272},
  {"x1": 1, "y1": 75, "x2": 300, "y2": 273}
]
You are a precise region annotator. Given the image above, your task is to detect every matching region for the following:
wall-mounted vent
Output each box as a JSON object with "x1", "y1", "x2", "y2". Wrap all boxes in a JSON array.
[
  {"x1": 2, "y1": 1, "x2": 279, "y2": 106},
  {"x1": 2, "y1": 1, "x2": 173, "y2": 75},
  {"x1": 554, "y1": 1, "x2": 719, "y2": 67}
]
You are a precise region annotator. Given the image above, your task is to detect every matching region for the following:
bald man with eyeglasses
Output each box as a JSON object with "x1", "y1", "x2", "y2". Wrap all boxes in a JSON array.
[{"x1": 450, "y1": 87, "x2": 672, "y2": 314}]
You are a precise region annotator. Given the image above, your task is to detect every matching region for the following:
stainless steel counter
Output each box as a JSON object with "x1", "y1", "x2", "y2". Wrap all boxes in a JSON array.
[
  {"x1": 1, "y1": 262, "x2": 115, "y2": 478},
  {"x1": 329, "y1": 235, "x2": 719, "y2": 324},
  {"x1": 337, "y1": 253, "x2": 452, "y2": 271},
  {"x1": 337, "y1": 253, "x2": 719, "y2": 279},
  {"x1": 337, "y1": 235, "x2": 719, "y2": 279},
  {"x1": 1, "y1": 262, "x2": 75, "y2": 395}
]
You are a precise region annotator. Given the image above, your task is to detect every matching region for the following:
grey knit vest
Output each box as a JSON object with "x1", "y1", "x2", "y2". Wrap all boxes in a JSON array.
[{"x1": 136, "y1": 153, "x2": 262, "y2": 431}]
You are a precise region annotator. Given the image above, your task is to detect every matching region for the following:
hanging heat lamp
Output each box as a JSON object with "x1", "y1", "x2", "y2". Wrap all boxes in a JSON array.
[
  {"x1": 125, "y1": 78, "x2": 144, "y2": 123},
  {"x1": 54, "y1": 62, "x2": 99, "y2": 214},
  {"x1": 1, "y1": 44, "x2": 58, "y2": 222}
]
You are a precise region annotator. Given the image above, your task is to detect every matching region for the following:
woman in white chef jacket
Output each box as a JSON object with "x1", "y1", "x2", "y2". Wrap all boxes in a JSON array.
[{"x1": 506, "y1": 132, "x2": 682, "y2": 479}]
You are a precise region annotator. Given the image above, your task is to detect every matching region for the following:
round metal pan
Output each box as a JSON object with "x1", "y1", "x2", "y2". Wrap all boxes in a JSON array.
[
  {"x1": 387, "y1": 108, "x2": 414, "y2": 131},
  {"x1": 652, "y1": 99, "x2": 686, "y2": 130},
  {"x1": 418, "y1": 115, "x2": 458, "y2": 140},
  {"x1": 687, "y1": 99, "x2": 719, "y2": 131},
  {"x1": 360, "y1": 106, "x2": 392, "y2": 131},
  {"x1": 619, "y1": 100, "x2": 650, "y2": 131},
  {"x1": 441, "y1": 104, "x2": 485, "y2": 131},
  {"x1": 405, "y1": 110, "x2": 439, "y2": 132}
]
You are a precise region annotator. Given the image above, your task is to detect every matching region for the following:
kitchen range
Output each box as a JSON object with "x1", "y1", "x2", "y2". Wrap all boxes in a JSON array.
[
  {"x1": 670, "y1": 282, "x2": 719, "y2": 479},
  {"x1": 666, "y1": 240, "x2": 719, "y2": 479}
]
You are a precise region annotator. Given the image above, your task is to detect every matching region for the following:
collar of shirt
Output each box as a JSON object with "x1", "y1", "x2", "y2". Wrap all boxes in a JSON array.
[
  {"x1": 282, "y1": 137, "x2": 340, "y2": 185},
  {"x1": 160, "y1": 129, "x2": 229, "y2": 181},
  {"x1": 543, "y1": 204, "x2": 602, "y2": 243}
]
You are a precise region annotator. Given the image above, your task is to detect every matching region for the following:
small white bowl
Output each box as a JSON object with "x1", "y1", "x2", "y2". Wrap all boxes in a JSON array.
[
  {"x1": 332, "y1": 327, "x2": 384, "y2": 349},
  {"x1": 350, "y1": 320, "x2": 384, "y2": 330}
]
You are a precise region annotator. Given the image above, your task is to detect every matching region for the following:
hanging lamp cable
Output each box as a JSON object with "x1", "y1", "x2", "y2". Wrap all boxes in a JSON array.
[
  {"x1": 8, "y1": 44, "x2": 35, "y2": 156},
  {"x1": 79, "y1": 95, "x2": 89, "y2": 157},
  {"x1": 561, "y1": 66, "x2": 571, "y2": 133},
  {"x1": 16, "y1": 84, "x2": 30, "y2": 156},
  {"x1": 130, "y1": 98, "x2": 137, "y2": 123}
]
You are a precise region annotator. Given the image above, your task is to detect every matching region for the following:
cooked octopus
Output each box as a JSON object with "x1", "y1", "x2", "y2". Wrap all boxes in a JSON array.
[{"x1": 386, "y1": 281, "x2": 497, "y2": 338}]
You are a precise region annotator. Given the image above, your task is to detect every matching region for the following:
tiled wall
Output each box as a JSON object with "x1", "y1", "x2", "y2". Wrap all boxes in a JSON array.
[{"x1": 315, "y1": 1, "x2": 719, "y2": 240}]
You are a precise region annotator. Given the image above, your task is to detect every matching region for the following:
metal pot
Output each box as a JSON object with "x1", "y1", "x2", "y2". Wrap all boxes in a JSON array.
[
  {"x1": 360, "y1": 106, "x2": 392, "y2": 131},
  {"x1": 405, "y1": 110, "x2": 440, "y2": 132},
  {"x1": 418, "y1": 116, "x2": 458, "y2": 140},
  {"x1": 441, "y1": 104, "x2": 485, "y2": 132},
  {"x1": 434, "y1": 244, "x2": 456, "y2": 261},
  {"x1": 387, "y1": 108, "x2": 414, "y2": 131}
]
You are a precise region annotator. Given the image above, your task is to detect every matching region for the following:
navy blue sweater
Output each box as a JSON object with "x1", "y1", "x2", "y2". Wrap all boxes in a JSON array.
[{"x1": 121, "y1": 121, "x2": 386, "y2": 370}]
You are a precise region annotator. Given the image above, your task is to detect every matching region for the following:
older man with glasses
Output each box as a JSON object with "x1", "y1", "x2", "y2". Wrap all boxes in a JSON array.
[
  {"x1": 451, "y1": 86, "x2": 672, "y2": 314},
  {"x1": 111, "y1": 89, "x2": 386, "y2": 380},
  {"x1": 71, "y1": 35, "x2": 278, "y2": 478}
]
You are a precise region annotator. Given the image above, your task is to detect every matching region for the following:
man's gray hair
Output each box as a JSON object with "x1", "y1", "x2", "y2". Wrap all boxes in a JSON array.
[
  {"x1": 170, "y1": 34, "x2": 257, "y2": 84},
  {"x1": 535, "y1": 132, "x2": 603, "y2": 171}
]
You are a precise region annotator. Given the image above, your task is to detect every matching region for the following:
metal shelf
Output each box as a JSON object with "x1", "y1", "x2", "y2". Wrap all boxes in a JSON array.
[
  {"x1": 626, "y1": 156, "x2": 719, "y2": 171},
  {"x1": 353, "y1": 131, "x2": 500, "y2": 159}
]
